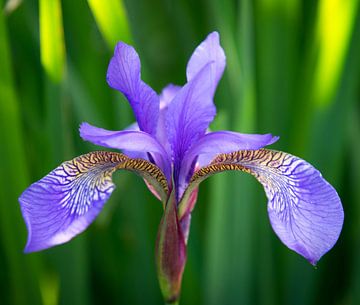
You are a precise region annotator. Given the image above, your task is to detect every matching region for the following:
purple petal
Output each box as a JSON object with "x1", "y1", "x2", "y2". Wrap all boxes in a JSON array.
[
  {"x1": 166, "y1": 64, "x2": 216, "y2": 186},
  {"x1": 211, "y1": 150, "x2": 344, "y2": 264},
  {"x1": 157, "y1": 84, "x2": 181, "y2": 155},
  {"x1": 187, "y1": 131, "x2": 278, "y2": 160},
  {"x1": 165, "y1": 33, "x2": 226, "y2": 185},
  {"x1": 159, "y1": 84, "x2": 181, "y2": 109},
  {"x1": 79, "y1": 122, "x2": 171, "y2": 180},
  {"x1": 106, "y1": 42, "x2": 159, "y2": 136},
  {"x1": 19, "y1": 152, "x2": 126, "y2": 252},
  {"x1": 186, "y1": 31, "x2": 226, "y2": 86},
  {"x1": 177, "y1": 131, "x2": 278, "y2": 197},
  {"x1": 181, "y1": 149, "x2": 343, "y2": 264},
  {"x1": 264, "y1": 153, "x2": 344, "y2": 265},
  {"x1": 122, "y1": 121, "x2": 148, "y2": 160}
]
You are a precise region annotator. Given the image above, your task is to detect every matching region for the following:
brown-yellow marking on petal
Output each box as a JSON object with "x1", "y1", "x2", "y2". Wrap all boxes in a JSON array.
[
  {"x1": 178, "y1": 149, "x2": 289, "y2": 219},
  {"x1": 61, "y1": 151, "x2": 168, "y2": 204},
  {"x1": 116, "y1": 157, "x2": 169, "y2": 202}
]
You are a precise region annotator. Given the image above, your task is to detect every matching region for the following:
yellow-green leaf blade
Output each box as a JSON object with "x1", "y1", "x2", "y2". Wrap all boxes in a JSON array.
[
  {"x1": 87, "y1": 0, "x2": 132, "y2": 49},
  {"x1": 39, "y1": 0, "x2": 66, "y2": 83}
]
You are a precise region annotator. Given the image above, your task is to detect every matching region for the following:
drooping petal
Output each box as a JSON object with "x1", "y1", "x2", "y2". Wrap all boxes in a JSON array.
[
  {"x1": 165, "y1": 32, "x2": 226, "y2": 188},
  {"x1": 80, "y1": 122, "x2": 171, "y2": 180},
  {"x1": 180, "y1": 149, "x2": 343, "y2": 264},
  {"x1": 19, "y1": 151, "x2": 169, "y2": 252},
  {"x1": 106, "y1": 42, "x2": 159, "y2": 136}
]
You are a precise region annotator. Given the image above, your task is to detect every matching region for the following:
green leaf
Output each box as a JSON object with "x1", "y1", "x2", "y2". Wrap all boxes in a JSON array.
[
  {"x1": 39, "y1": 0, "x2": 66, "y2": 83},
  {"x1": 0, "y1": 8, "x2": 42, "y2": 305},
  {"x1": 87, "y1": 0, "x2": 132, "y2": 49}
]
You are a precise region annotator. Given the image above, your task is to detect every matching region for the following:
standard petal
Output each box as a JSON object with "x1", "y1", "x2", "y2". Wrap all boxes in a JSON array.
[
  {"x1": 159, "y1": 84, "x2": 181, "y2": 109},
  {"x1": 106, "y1": 42, "x2": 159, "y2": 136},
  {"x1": 166, "y1": 63, "x2": 216, "y2": 184},
  {"x1": 165, "y1": 33, "x2": 226, "y2": 189},
  {"x1": 19, "y1": 151, "x2": 169, "y2": 252},
  {"x1": 180, "y1": 149, "x2": 343, "y2": 264},
  {"x1": 186, "y1": 31, "x2": 226, "y2": 87},
  {"x1": 157, "y1": 84, "x2": 181, "y2": 155},
  {"x1": 80, "y1": 122, "x2": 171, "y2": 180}
]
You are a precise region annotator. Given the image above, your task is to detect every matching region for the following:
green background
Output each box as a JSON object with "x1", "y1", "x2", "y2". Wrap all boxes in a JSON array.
[{"x1": 1, "y1": 0, "x2": 359, "y2": 304}]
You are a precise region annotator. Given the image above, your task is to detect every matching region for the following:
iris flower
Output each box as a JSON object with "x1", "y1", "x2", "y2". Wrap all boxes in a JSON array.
[{"x1": 19, "y1": 32, "x2": 343, "y2": 304}]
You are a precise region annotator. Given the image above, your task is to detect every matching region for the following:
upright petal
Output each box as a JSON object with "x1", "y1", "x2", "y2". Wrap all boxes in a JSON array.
[
  {"x1": 159, "y1": 84, "x2": 181, "y2": 109},
  {"x1": 186, "y1": 31, "x2": 226, "y2": 87},
  {"x1": 80, "y1": 122, "x2": 171, "y2": 180},
  {"x1": 106, "y1": 42, "x2": 159, "y2": 136},
  {"x1": 19, "y1": 151, "x2": 169, "y2": 252},
  {"x1": 166, "y1": 64, "x2": 215, "y2": 183},
  {"x1": 180, "y1": 149, "x2": 343, "y2": 264},
  {"x1": 157, "y1": 84, "x2": 181, "y2": 155},
  {"x1": 165, "y1": 33, "x2": 226, "y2": 188}
]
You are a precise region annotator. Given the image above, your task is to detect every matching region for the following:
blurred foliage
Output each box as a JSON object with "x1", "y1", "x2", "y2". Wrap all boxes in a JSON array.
[{"x1": 0, "y1": 0, "x2": 359, "y2": 304}]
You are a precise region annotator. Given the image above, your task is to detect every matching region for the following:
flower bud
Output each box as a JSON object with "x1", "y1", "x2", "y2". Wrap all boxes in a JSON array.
[{"x1": 156, "y1": 190, "x2": 187, "y2": 304}]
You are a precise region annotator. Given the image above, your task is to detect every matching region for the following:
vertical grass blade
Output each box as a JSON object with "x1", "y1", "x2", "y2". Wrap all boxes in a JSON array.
[
  {"x1": 204, "y1": 2, "x2": 237, "y2": 303},
  {"x1": 313, "y1": 0, "x2": 359, "y2": 109},
  {"x1": 39, "y1": 0, "x2": 66, "y2": 83},
  {"x1": 236, "y1": 0, "x2": 256, "y2": 131},
  {"x1": 0, "y1": 7, "x2": 42, "y2": 305},
  {"x1": 87, "y1": 0, "x2": 132, "y2": 48},
  {"x1": 204, "y1": 1, "x2": 258, "y2": 304},
  {"x1": 39, "y1": 1, "x2": 92, "y2": 304},
  {"x1": 349, "y1": 108, "x2": 360, "y2": 304}
]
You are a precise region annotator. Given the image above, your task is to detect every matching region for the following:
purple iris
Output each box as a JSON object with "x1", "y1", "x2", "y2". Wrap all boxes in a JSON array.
[{"x1": 19, "y1": 32, "x2": 344, "y2": 304}]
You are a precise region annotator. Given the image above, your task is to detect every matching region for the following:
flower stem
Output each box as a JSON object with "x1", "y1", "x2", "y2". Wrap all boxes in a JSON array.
[{"x1": 165, "y1": 302, "x2": 179, "y2": 305}]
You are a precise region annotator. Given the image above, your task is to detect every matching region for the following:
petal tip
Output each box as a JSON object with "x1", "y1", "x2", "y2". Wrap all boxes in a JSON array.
[
  {"x1": 207, "y1": 31, "x2": 220, "y2": 41},
  {"x1": 106, "y1": 41, "x2": 140, "y2": 91},
  {"x1": 23, "y1": 243, "x2": 40, "y2": 254},
  {"x1": 79, "y1": 122, "x2": 90, "y2": 140},
  {"x1": 269, "y1": 135, "x2": 280, "y2": 145},
  {"x1": 79, "y1": 121, "x2": 88, "y2": 131},
  {"x1": 19, "y1": 194, "x2": 34, "y2": 253},
  {"x1": 186, "y1": 31, "x2": 226, "y2": 84},
  {"x1": 293, "y1": 242, "x2": 321, "y2": 265},
  {"x1": 19, "y1": 190, "x2": 52, "y2": 254},
  {"x1": 264, "y1": 152, "x2": 344, "y2": 265}
]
